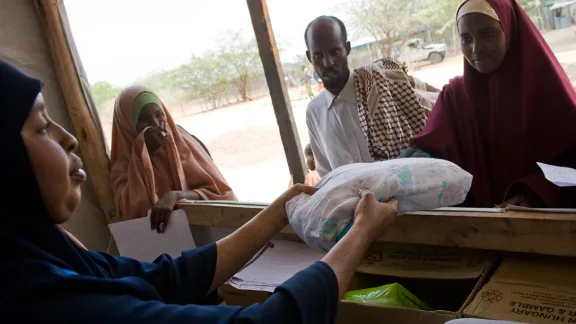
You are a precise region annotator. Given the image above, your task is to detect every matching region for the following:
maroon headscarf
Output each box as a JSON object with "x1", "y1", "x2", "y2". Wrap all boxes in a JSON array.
[{"x1": 410, "y1": 0, "x2": 576, "y2": 207}]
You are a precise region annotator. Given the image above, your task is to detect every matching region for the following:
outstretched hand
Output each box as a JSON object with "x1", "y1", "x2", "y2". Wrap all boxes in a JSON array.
[
  {"x1": 266, "y1": 184, "x2": 317, "y2": 225},
  {"x1": 353, "y1": 189, "x2": 398, "y2": 237}
]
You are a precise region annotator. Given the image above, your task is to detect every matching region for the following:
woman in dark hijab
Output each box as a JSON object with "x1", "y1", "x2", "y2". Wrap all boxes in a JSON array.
[{"x1": 0, "y1": 60, "x2": 398, "y2": 322}]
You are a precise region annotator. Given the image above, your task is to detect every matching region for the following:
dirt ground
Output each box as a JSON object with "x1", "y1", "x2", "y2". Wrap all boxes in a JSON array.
[{"x1": 171, "y1": 27, "x2": 576, "y2": 203}]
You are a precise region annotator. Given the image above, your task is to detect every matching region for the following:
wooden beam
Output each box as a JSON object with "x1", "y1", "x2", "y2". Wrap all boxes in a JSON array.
[
  {"x1": 35, "y1": 0, "x2": 117, "y2": 223},
  {"x1": 246, "y1": 0, "x2": 307, "y2": 184},
  {"x1": 180, "y1": 201, "x2": 576, "y2": 258}
]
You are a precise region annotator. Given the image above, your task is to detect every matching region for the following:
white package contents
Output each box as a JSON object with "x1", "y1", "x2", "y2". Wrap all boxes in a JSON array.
[{"x1": 286, "y1": 158, "x2": 473, "y2": 252}]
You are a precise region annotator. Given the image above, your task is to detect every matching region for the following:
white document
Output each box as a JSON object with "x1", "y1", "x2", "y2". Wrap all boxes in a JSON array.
[
  {"x1": 537, "y1": 162, "x2": 576, "y2": 187},
  {"x1": 433, "y1": 207, "x2": 505, "y2": 213},
  {"x1": 228, "y1": 240, "x2": 325, "y2": 292},
  {"x1": 108, "y1": 210, "x2": 196, "y2": 262},
  {"x1": 507, "y1": 205, "x2": 576, "y2": 213}
]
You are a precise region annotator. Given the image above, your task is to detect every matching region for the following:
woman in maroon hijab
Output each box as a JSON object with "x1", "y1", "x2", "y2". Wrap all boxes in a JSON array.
[{"x1": 400, "y1": 0, "x2": 576, "y2": 208}]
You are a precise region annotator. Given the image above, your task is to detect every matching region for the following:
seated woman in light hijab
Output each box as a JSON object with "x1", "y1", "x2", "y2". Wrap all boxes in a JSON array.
[
  {"x1": 110, "y1": 86, "x2": 236, "y2": 231},
  {"x1": 0, "y1": 59, "x2": 398, "y2": 323}
]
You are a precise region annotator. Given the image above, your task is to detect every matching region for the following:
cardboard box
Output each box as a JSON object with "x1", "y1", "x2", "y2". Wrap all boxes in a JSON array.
[
  {"x1": 464, "y1": 255, "x2": 576, "y2": 324},
  {"x1": 220, "y1": 241, "x2": 495, "y2": 323},
  {"x1": 348, "y1": 243, "x2": 494, "y2": 313},
  {"x1": 336, "y1": 301, "x2": 456, "y2": 324}
]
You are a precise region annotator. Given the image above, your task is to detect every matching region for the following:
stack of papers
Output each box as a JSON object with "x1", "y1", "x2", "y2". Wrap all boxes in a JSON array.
[{"x1": 229, "y1": 240, "x2": 325, "y2": 292}]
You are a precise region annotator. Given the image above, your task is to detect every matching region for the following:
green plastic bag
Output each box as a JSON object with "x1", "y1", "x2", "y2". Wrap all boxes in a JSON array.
[{"x1": 343, "y1": 283, "x2": 432, "y2": 311}]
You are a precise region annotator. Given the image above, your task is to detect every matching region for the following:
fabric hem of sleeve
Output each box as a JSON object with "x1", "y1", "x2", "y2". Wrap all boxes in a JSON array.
[{"x1": 274, "y1": 261, "x2": 339, "y2": 323}]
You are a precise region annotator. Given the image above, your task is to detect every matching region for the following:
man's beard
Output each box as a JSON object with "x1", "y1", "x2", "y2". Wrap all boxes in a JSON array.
[{"x1": 322, "y1": 68, "x2": 349, "y2": 90}]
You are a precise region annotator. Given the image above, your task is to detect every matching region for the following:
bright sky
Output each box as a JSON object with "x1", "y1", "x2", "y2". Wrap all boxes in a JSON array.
[{"x1": 64, "y1": 0, "x2": 356, "y2": 86}]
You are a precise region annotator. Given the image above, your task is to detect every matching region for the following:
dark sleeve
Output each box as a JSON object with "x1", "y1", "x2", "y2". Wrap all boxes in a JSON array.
[
  {"x1": 12, "y1": 261, "x2": 339, "y2": 324},
  {"x1": 238, "y1": 261, "x2": 339, "y2": 324},
  {"x1": 397, "y1": 147, "x2": 432, "y2": 158},
  {"x1": 88, "y1": 243, "x2": 217, "y2": 305}
]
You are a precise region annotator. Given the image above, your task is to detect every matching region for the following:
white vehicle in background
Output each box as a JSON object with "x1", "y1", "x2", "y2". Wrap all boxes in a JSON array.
[{"x1": 397, "y1": 38, "x2": 448, "y2": 65}]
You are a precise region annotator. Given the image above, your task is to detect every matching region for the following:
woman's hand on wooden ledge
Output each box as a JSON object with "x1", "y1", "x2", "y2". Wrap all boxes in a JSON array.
[{"x1": 150, "y1": 190, "x2": 201, "y2": 233}]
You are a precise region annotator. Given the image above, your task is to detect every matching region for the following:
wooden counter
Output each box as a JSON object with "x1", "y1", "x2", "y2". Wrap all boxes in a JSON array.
[{"x1": 179, "y1": 201, "x2": 576, "y2": 258}]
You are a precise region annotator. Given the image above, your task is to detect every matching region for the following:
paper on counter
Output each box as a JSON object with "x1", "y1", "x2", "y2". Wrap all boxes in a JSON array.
[
  {"x1": 228, "y1": 240, "x2": 325, "y2": 292},
  {"x1": 507, "y1": 205, "x2": 576, "y2": 213},
  {"x1": 537, "y1": 162, "x2": 576, "y2": 187},
  {"x1": 108, "y1": 209, "x2": 196, "y2": 262}
]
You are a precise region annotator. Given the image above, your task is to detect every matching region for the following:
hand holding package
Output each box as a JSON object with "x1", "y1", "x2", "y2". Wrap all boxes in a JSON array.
[{"x1": 286, "y1": 158, "x2": 472, "y2": 252}]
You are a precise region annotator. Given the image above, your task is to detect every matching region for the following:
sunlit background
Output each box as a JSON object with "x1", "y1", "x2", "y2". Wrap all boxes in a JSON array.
[{"x1": 64, "y1": 0, "x2": 576, "y2": 202}]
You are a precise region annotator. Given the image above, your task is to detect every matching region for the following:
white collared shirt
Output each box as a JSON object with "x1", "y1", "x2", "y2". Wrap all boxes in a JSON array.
[{"x1": 306, "y1": 74, "x2": 373, "y2": 177}]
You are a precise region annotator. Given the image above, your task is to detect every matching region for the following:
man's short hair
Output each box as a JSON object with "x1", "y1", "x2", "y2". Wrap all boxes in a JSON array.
[
  {"x1": 304, "y1": 143, "x2": 313, "y2": 158},
  {"x1": 304, "y1": 15, "x2": 348, "y2": 49}
]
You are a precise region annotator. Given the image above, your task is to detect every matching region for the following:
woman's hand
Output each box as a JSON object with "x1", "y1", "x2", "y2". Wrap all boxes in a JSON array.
[
  {"x1": 144, "y1": 124, "x2": 167, "y2": 154},
  {"x1": 321, "y1": 189, "x2": 398, "y2": 299},
  {"x1": 266, "y1": 184, "x2": 317, "y2": 227},
  {"x1": 353, "y1": 189, "x2": 398, "y2": 238},
  {"x1": 150, "y1": 191, "x2": 179, "y2": 233},
  {"x1": 304, "y1": 171, "x2": 321, "y2": 186},
  {"x1": 499, "y1": 191, "x2": 545, "y2": 208},
  {"x1": 209, "y1": 184, "x2": 317, "y2": 292}
]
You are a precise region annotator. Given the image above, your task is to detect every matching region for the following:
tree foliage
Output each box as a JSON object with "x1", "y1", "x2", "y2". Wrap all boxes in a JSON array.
[
  {"x1": 91, "y1": 81, "x2": 121, "y2": 106},
  {"x1": 178, "y1": 52, "x2": 230, "y2": 109},
  {"x1": 217, "y1": 30, "x2": 263, "y2": 102},
  {"x1": 414, "y1": 0, "x2": 462, "y2": 34},
  {"x1": 343, "y1": 0, "x2": 547, "y2": 59},
  {"x1": 99, "y1": 30, "x2": 266, "y2": 110},
  {"x1": 135, "y1": 70, "x2": 178, "y2": 92},
  {"x1": 343, "y1": 0, "x2": 422, "y2": 58},
  {"x1": 93, "y1": 0, "x2": 549, "y2": 112}
]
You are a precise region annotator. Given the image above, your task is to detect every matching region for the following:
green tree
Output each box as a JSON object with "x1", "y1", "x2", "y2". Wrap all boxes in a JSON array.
[
  {"x1": 135, "y1": 69, "x2": 178, "y2": 92},
  {"x1": 216, "y1": 30, "x2": 263, "y2": 102},
  {"x1": 172, "y1": 53, "x2": 229, "y2": 109},
  {"x1": 415, "y1": 0, "x2": 545, "y2": 36},
  {"x1": 414, "y1": 0, "x2": 462, "y2": 34},
  {"x1": 343, "y1": 0, "x2": 422, "y2": 58},
  {"x1": 91, "y1": 81, "x2": 121, "y2": 107}
]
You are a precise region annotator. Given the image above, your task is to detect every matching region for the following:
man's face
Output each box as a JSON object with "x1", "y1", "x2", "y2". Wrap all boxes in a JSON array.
[{"x1": 306, "y1": 21, "x2": 351, "y2": 92}]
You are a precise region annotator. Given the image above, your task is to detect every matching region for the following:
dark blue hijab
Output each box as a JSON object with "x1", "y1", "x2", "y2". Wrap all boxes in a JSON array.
[{"x1": 0, "y1": 60, "x2": 109, "y2": 306}]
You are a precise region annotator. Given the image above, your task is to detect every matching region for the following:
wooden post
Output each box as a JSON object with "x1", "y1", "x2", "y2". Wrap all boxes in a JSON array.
[
  {"x1": 35, "y1": 0, "x2": 117, "y2": 223},
  {"x1": 246, "y1": 0, "x2": 307, "y2": 184}
]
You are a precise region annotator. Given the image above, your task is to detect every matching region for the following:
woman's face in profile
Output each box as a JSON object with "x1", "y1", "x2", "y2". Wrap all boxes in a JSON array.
[{"x1": 21, "y1": 94, "x2": 86, "y2": 223}]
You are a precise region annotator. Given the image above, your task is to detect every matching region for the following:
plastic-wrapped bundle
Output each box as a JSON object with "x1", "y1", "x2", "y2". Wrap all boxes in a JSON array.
[{"x1": 286, "y1": 158, "x2": 472, "y2": 252}]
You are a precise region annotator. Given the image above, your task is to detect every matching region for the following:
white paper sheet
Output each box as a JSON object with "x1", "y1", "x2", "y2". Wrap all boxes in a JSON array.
[
  {"x1": 228, "y1": 240, "x2": 325, "y2": 292},
  {"x1": 537, "y1": 162, "x2": 576, "y2": 187},
  {"x1": 507, "y1": 205, "x2": 576, "y2": 213},
  {"x1": 433, "y1": 207, "x2": 506, "y2": 213},
  {"x1": 108, "y1": 210, "x2": 196, "y2": 262}
]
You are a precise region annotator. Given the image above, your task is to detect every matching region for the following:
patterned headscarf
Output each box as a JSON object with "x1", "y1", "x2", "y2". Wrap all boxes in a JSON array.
[{"x1": 354, "y1": 58, "x2": 428, "y2": 161}]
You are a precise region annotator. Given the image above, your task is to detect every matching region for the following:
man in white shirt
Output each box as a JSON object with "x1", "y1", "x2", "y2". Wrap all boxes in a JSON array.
[{"x1": 304, "y1": 16, "x2": 437, "y2": 177}]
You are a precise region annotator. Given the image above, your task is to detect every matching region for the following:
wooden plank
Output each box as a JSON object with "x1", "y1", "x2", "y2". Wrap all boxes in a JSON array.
[
  {"x1": 34, "y1": 0, "x2": 117, "y2": 223},
  {"x1": 246, "y1": 0, "x2": 307, "y2": 184},
  {"x1": 179, "y1": 201, "x2": 576, "y2": 258}
]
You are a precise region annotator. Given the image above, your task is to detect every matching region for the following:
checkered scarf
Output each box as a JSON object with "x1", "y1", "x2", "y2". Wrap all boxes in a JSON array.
[{"x1": 354, "y1": 58, "x2": 428, "y2": 161}]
